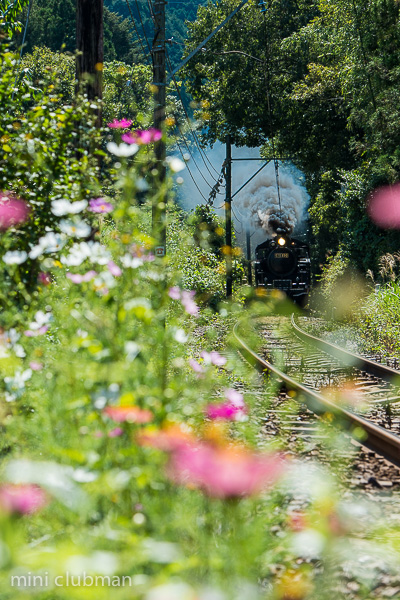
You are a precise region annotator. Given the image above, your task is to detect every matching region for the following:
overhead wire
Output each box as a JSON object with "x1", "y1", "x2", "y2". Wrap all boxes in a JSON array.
[
  {"x1": 174, "y1": 137, "x2": 209, "y2": 203},
  {"x1": 261, "y1": 9, "x2": 282, "y2": 221},
  {"x1": 165, "y1": 52, "x2": 223, "y2": 191},
  {"x1": 133, "y1": 0, "x2": 153, "y2": 54},
  {"x1": 166, "y1": 47, "x2": 221, "y2": 180},
  {"x1": 12, "y1": 0, "x2": 34, "y2": 99},
  {"x1": 124, "y1": 0, "x2": 152, "y2": 63}
]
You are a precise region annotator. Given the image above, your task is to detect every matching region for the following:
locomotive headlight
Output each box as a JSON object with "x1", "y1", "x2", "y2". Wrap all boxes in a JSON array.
[{"x1": 277, "y1": 237, "x2": 286, "y2": 246}]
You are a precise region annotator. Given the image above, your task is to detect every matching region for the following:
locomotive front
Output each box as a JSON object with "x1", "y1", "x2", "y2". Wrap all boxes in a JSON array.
[{"x1": 254, "y1": 235, "x2": 310, "y2": 304}]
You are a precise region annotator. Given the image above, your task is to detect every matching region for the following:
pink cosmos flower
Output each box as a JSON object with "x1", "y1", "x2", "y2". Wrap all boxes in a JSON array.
[
  {"x1": 108, "y1": 427, "x2": 124, "y2": 438},
  {"x1": 94, "y1": 431, "x2": 104, "y2": 438},
  {"x1": 367, "y1": 183, "x2": 400, "y2": 228},
  {"x1": 200, "y1": 351, "x2": 227, "y2": 367},
  {"x1": 189, "y1": 358, "x2": 205, "y2": 374},
  {"x1": 108, "y1": 118, "x2": 132, "y2": 129},
  {"x1": 0, "y1": 193, "x2": 30, "y2": 230},
  {"x1": 167, "y1": 442, "x2": 284, "y2": 499},
  {"x1": 66, "y1": 270, "x2": 97, "y2": 283},
  {"x1": 121, "y1": 128, "x2": 162, "y2": 145},
  {"x1": 38, "y1": 272, "x2": 51, "y2": 286},
  {"x1": 224, "y1": 388, "x2": 245, "y2": 406},
  {"x1": 0, "y1": 484, "x2": 47, "y2": 514},
  {"x1": 24, "y1": 325, "x2": 48, "y2": 337},
  {"x1": 206, "y1": 389, "x2": 247, "y2": 421},
  {"x1": 130, "y1": 244, "x2": 155, "y2": 262},
  {"x1": 168, "y1": 286, "x2": 181, "y2": 300},
  {"x1": 103, "y1": 405, "x2": 153, "y2": 424},
  {"x1": 29, "y1": 361, "x2": 43, "y2": 371},
  {"x1": 181, "y1": 290, "x2": 199, "y2": 316},
  {"x1": 89, "y1": 198, "x2": 113, "y2": 214},
  {"x1": 107, "y1": 261, "x2": 122, "y2": 277}
]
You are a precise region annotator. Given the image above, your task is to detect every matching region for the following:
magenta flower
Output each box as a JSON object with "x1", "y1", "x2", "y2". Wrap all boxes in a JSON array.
[
  {"x1": 206, "y1": 389, "x2": 247, "y2": 421},
  {"x1": 108, "y1": 118, "x2": 132, "y2": 129},
  {"x1": 107, "y1": 261, "x2": 122, "y2": 277},
  {"x1": 367, "y1": 183, "x2": 400, "y2": 228},
  {"x1": 108, "y1": 427, "x2": 124, "y2": 438},
  {"x1": 66, "y1": 270, "x2": 97, "y2": 284},
  {"x1": 167, "y1": 442, "x2": 284, "y2": 499},
  {"x1": 200, "y1": 351, "x2": 227, "y2": 367},
  {"x1": 29, "y1": 361, "x2": 43, "y2": 371},
  {"x1": 0, "y1": 193, "x2": 30, "y2": 230},
  {"x1": 0, "y1": 484, "x2": 47, "y2": 514},
  {"x1": 38, "y1": 272, "x2": 51, "y2": 286},
  {"x1": 121, "y1": 128, "x2": 162, "y2": 145},
  {"x1": 89, "y1": 198, "x2": 113, "y2": 214}
]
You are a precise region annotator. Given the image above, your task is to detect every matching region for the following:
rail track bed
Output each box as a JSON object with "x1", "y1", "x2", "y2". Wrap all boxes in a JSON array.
[
  {"x1": 235, "y1": 315, "x2": 400, "y2": 475},
  {"x1": 237, "y1": 316, "x2": 400, "y2": 599}
]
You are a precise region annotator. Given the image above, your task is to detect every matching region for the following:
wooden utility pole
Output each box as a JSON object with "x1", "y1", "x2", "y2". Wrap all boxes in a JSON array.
[
  {"x1": 225, "y1": 135, "x2": 232, "y2": 298},
  {"x1": 246, "y1": 229, "x2": 252, "y2": 285},
  {"x1": 76, "y1": 0, "x2": 103, "y2": 126},
  {"x1": 152, "y1": 0, "x2": 167, "y2": 257}
]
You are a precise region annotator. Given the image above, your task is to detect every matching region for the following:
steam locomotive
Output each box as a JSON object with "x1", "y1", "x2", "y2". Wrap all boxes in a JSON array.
[{"x1": 254, "y1": 234, "x2": 311, "y2": 305}]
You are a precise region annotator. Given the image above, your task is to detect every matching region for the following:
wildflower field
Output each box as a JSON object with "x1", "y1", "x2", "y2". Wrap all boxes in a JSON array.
[{"x1": 2, "y1": 24, "x2": 400, "y2": 600}]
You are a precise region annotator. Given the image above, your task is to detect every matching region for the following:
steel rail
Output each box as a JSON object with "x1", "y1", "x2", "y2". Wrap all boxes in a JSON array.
[
  {"x1": 233, "y1": 320, "x2": 400, "y2": 467},
  {"x1": 291, "y1": 314, "x2": 400, "y2": 384}
]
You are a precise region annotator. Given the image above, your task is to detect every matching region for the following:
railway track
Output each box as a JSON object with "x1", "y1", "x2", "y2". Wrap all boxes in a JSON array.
[{"x1": 234, "y1": 315, "x2": 400, "y2": 467}]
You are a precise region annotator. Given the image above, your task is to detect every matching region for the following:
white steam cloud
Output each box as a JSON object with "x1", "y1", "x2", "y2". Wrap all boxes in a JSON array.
[
  {"x1": 176, "y1": 142, "x2": 309, "y2": 256},
  {"x1": 237, "y1": 162, "x2": 309, "y2": 237}
]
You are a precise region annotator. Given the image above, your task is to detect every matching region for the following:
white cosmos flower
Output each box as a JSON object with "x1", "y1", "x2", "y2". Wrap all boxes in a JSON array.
[
  {"x1": 4, "y1": 368, "x2": 32, "y2": 402},
  {"x1": 107, "y1": 142, "x2": 139, "y2": 157},
  {"x1": 61, "y1": 241, "x2": 110, "y2": 267},
  {"x1": 30, "y1": 310, "x2": 53, "y2": 330},
  {"x1": 121, "y1": 254, "x2": 143, "y2": 269},
  {"x1": 166, "y1": 156, "x2": 186, "y2": 172},
  {"x1": 29, "y1": 232, "x2": 66, "y2": 259},
  {"x1": 3, "y1": 250, "x2": 28, "y2": 264},
  {"x1": 51, "y1": 199, "x2": 88, "y2": 216},
  {"x1": 59, "y1": 219, "x2": 91, "y2": 238}
]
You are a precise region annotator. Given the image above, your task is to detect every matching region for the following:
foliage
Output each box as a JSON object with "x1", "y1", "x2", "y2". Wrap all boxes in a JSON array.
[
  {"x1": 183, "y1": 0, "x2": 400, "y2": 275},
  {"x1": 17, "y1": 1, "x2": 141, "y2": 65},
  {"x1": 1, "y1": 25, "x2": 400, "y2": 600},
  {"x1": 0, "y1": 0, "x2": 28, "y2": 35}
]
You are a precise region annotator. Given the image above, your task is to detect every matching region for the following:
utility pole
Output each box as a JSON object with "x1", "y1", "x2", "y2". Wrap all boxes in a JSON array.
[
  {"x1": 152, "y1": 0, "x2": 167, "y2": 257},
  {"x1": 246, "y1": 230, "x2": 252, "y2": 285},
  {"x1": 225, "y1": 135, "x2": 232, "y2": 298},
  {"x1": 76, "y1": 0, "x2": 103, "y2": 127}
]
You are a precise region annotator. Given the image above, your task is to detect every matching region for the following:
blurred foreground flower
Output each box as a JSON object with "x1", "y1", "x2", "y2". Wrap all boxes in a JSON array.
[
  {"x1": 200, "y1": 350, "x2": 227, "y2": 366},
  {"x1": 138, "y1": 424, "x2": 196, "y2": 452},
  {"x1": 0, "y1": 484, "x2": 47, "y2": 514},
  {"x1": 89, "y1": 198, "x2": 113, "y2": 214},
  {"x1": 108, "y1": 118, "x2": 132, "y2": 128},
  {"x1": 168, "y1": 442, "x2": 284, "y2": 498},
  {"x1": 103, "y1": 405, "x2": 153, "y2": 424},
  {"x1": 0, "y1": 193, "x2": 30, "y2": 230},
  {"x1": 169, "y1": 287, "x2": 199, "y2": 315},
  {"x1": 122, "y1": 128, "x2": 162, "y2": 145},
  {"x1": 367, "y1": 183, "x2": 400, "y2": 228},
  {"x1": 206, "y1": 388, "x2": 247, "y2": 421}
]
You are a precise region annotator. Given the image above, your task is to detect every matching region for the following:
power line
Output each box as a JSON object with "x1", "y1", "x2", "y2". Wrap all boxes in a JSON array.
[
  {"x1": 174, "y1": 138, "x2": 209, "y2": 203},
  {"x1": 133, "y1": 0, "x2": 152, "y2": 54},
  {"x1": 166, "y1": 48, "x2": 221, "y2": 181},
  {"x1": 124, "y1": 0, "x2": 151, "y2": 63},
  {"x1": 12, "y1": 0, "x2": 34, "y2": 99}
]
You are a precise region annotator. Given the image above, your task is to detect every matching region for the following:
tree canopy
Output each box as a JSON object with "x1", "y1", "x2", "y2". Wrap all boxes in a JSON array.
[{"x1": 183, "y1": 0, "x2": 400, "y2": 274}]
